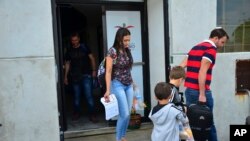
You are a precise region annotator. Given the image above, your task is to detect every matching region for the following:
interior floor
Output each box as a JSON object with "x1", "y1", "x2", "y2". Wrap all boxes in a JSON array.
[
  {"x1": 64, "y1": 85, "x2": 114, "y2": 131},
  {"x1": 66, "y1": 112, "x2": 108, "y2": 131}
]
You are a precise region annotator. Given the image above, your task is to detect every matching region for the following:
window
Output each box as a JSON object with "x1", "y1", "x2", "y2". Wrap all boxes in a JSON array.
[
  {"x1": 236, "y1": 59, "x2": 250, "y2": 95},
  {"x1": 217, "y1": 0, "x2": 250, "y2": 52}
]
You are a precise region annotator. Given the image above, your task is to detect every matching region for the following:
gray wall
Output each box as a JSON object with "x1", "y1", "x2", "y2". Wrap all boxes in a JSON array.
[
  {"x1": 211, "y1": 53, "x2": 250, "y2": 141},
  {"x1": 0, "y1": 0, "x2": 60, "y2": 141},
  {"x1": 147, "y1": 0, "x2": 166, "y2": 107}
]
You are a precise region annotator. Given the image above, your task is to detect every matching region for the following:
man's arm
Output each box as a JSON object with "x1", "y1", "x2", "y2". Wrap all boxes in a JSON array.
[
  {"x1": 88, "y1": 54, "x2": 97, "y2": 77},
  {"x1": 180, "y1": 56, "x2": 188, "y2": 68},
  {"x1": 198, "y1": 58, "x2": 211, "y2": 103},
  {"x1": 64, "y1": 61, "x2": 70, "y2": 85}
]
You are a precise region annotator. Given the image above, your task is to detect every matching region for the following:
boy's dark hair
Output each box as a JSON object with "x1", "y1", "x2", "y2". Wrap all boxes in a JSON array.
[
  {"x1": 209, "y1": 28, "x2": 229, "y2": 39},
  {"x1": 169, "y1": 66, "x2": 186, "y2": 79},
  {"x1": 154, "y1": 82, "x2": 172, "y2": 100}
]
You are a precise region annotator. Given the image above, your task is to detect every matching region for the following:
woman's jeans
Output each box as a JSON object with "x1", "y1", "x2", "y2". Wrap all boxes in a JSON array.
[
  {"x1": 72, "y1": 75, "x2": 95, "y2": 115},
  {"x1": 111, "y1": 79, "x2": 134, "y2": 141},
  {"x1": 185, "y1": 88, "x2": 218, "y2": 141}
]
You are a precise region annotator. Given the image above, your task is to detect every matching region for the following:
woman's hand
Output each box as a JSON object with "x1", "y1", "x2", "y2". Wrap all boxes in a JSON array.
[{"x1": 104, "y1": 91, "x2": 110, "y2": 102}]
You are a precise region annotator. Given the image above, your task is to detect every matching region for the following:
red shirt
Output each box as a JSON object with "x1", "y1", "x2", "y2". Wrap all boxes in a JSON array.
[{"x1": 184, "y1": 40, "x2": 217, "y2": 90}]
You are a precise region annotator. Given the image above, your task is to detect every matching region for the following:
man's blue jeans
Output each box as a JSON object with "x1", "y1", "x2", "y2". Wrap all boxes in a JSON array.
[
  {"x1": 111, "y1": 79, "x2": 134, "y2": 141},
  {"x1": 72, "y1": 75, "x2": 95, "y2": 115},
  {"x1": 185, "y1": 88, "x2": 218, "y2": 141}
]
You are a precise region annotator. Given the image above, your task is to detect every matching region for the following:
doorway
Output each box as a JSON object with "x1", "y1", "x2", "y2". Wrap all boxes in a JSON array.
[
  {"x1": 58, "y1": 4, "x2": 106, "y2": 131},
  {"x1": 55, "y1": 1, "x2": 150, "y2": 132}
]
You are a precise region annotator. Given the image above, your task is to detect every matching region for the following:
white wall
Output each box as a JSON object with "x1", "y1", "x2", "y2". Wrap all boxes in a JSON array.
[
  {"x1": 169, "y1": 0, "x2": 216, "y2": 90},
  {"x1": 147, "y1": 0, "x2": 166, "y2": 107},
  {"x1": 0, "y1": 0, "x2": 60, "y2": 141},
  {"x1": 212, "y1": 53, "x2": 250, "y2": 141},
  {"x1": 169, "y1": 0, "x2": 216, "y2": 55}
]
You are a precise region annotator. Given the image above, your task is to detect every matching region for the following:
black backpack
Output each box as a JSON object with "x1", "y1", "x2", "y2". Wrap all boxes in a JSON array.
[
  {"x1": 169, "y1": 86, "x2": 184, "y2": 105},
  {"x1": 246, "y1": 116, "x2": 250, "y2": 125},
  {"x1": 187, "y1": 103, "x2": 213, "y2": 141},
  {"x1": 97, "y1": 58, "x2": 106, "y2": 88},
  {"x1": 97, "y1": 47, "x2": 117, "y2": 88},
  {"x1": 169, "y1": 84, "x2": 186, "y2": 113}
]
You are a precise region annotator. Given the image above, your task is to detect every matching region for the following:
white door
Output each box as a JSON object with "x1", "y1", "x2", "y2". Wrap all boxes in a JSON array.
[{"x1": 104, "y1": 10, "x2": 145, "y2": 116}]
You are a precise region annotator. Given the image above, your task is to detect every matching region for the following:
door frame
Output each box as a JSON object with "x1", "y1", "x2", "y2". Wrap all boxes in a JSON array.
[
  {"x1": 52, "y1": 0, "x2": 151, "y2": 132},
  {"x1": 163, "y1": 0, "x2": 170, "y2": 81}
]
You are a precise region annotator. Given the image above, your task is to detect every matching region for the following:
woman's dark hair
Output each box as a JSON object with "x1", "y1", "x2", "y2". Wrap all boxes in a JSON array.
[
  {"x1": 112, "y1": 28, "x2": 133, "y2": 68},
  {"x1": 209, "y1": 28, "x2": 229, "y2": 39}
]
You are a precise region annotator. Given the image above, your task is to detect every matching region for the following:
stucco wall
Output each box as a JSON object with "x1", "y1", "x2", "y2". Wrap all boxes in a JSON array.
[
  {"x1": 211, "y1": 53, "x2": 250, "y2": 141},
  {"x1": 169, "y1": 0, "x2": 216, "y2": 55},
  {"x1": 0, "y1": 0, "x2": 60, "y2": 141},
  {"x1": 147, "y1": 0, "x2": 166, "y2": 107}
]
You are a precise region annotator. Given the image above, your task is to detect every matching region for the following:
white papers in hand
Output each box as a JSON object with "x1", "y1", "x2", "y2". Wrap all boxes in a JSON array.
[{"x1": 100, "y1": 94, "x2": 119, "y2": 120}]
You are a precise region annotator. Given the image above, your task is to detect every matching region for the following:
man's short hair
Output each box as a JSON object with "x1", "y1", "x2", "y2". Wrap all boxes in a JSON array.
[
  {"x1": 169, "y1": 66, "x2": 186, "y2": 79},
  {"x1": 209, "y1": 28, "x2": 229, "y2": 39},
  {"x1": 154, "y1": 82, "x2": 172, "y2": 100},
  {"x1": 70, "y1": 32, "x2": 80, "y2": 38}
]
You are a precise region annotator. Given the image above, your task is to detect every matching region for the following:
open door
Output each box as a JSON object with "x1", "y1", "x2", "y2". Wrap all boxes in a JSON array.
[
  {"x1": 56, "y1": 4, "x2": 106, "y2": 132},
  {"x1": 54, "y1": 1, "x2": 150, "y2": 133},
  {"x1": 102, "y1": 7, "x2": 146, "y2": 117}
]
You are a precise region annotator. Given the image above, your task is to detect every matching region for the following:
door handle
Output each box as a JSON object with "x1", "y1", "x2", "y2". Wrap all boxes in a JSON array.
[
  {"x1": 0, "y1": 123, "x2": 2, "y2": 127},
  {"x1": 133, "y1": 62, "x2": 145, "y2": 66}
]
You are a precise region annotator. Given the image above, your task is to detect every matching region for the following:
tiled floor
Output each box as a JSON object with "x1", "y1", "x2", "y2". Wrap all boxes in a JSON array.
[
  {"x1": 64, "y1": 87, "x2": 108, "y2": 131},
  {"x1": 66, "y1": 114, "x2": 108, "y2": 131},
  {"x1": 64, "y1": 122, "x2": 153, "y2": 141}
]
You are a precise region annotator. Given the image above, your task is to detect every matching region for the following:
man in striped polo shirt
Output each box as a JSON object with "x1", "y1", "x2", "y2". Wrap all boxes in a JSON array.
[{"x1": 180, "y1": 28, "x2": 229, "y2": 141}]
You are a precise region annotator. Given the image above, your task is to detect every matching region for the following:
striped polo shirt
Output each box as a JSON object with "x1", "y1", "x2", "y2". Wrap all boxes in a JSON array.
[{"x1": 184, "y1": 40, "x2": 217, "y2": 90}]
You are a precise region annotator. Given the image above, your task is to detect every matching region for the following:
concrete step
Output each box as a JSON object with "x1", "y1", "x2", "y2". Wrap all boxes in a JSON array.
[{"x1": 64, "y1": 122, "x2": 153, "y2": 141}]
